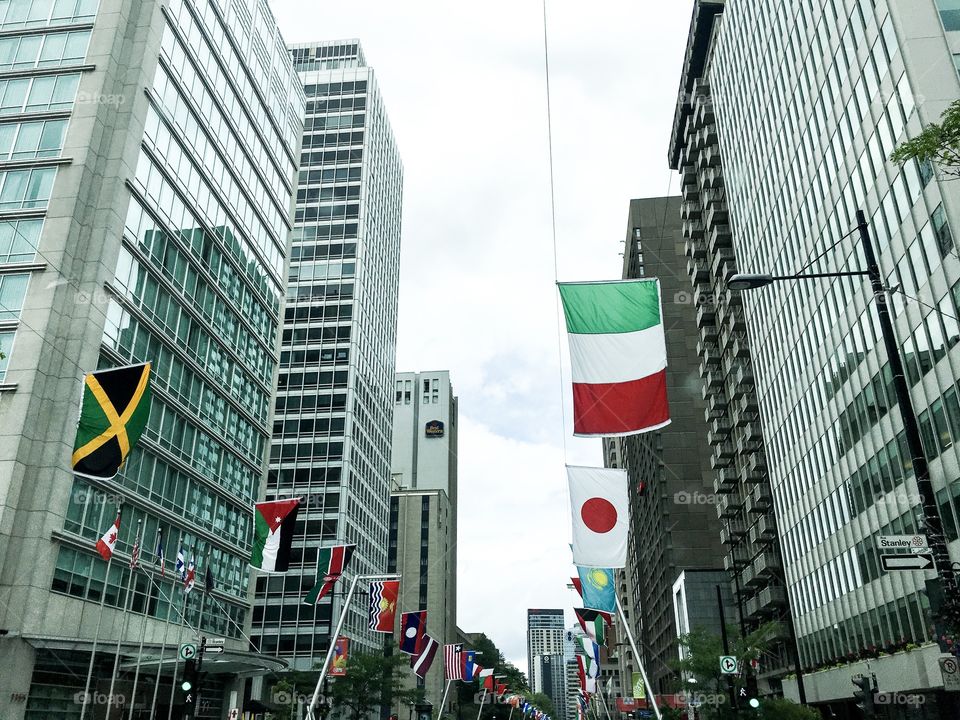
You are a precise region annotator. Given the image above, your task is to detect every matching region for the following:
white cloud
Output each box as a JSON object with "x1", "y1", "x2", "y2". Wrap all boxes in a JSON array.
[{"x1": 271, "y1": 0, "x2": 692, "y2": 671}]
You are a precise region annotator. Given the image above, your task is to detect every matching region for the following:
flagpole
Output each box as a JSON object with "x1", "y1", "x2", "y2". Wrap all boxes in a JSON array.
[
  {"x1": 596, "y1": 678, "x2": 614, "y2": 720},
  {"x1": 106, "y1": 518, "x2": 141, "y2": 715},
  {"x1": 506, "y1": 702, "x2": 515, "y2": 720},
  {"x1": 166, "y1": 582, "x2": 189, "y2": 720},
  {"x1": 79, "y1": 525, "x2": 117, "y2": 720},
  {"x1": 439, "y1": 679, "x2": 453, "y2": 717},
  {"x1": 305, "y1": 573, "x2": 401, "y2": 720},
  {"x1": 475, "y1": 688, "x2": 487, "y2": 720},
  {"x1": 149, "y1": 529, "x2": 181, "y2": 720},
  {"x1": 614, "y1": 595, "x2": 661, "y2": 720},
  {"x1": 127, "y1": 527, "x2": 161, "y2": 720}
]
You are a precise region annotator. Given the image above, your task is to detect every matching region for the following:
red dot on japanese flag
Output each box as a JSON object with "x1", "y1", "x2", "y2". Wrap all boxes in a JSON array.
[{"x1": 581, "y1": 498, "x2": 617, "y2": 533}]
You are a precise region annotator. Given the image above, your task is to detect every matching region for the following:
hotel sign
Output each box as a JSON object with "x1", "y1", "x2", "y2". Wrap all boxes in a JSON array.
[{"x1": 425, "y1": 420, "x2": 444, "y2": 437}]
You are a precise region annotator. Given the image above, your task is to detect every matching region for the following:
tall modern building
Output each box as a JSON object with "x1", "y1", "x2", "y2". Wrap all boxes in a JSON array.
[
  {"x1": 613, "y1": 197, "x2": 727, "y2": 694},
  {"x1": 530, "y1": 654, "x2": 567, "y2": 720},
  {"x1": 253, "y1": 40, "x2": 403, "y2": 669},
  {"x1": 0, "y1": 0, "x2": 303, "y2": 717},
  {"x1": 526, "y1": 609, "x2": 565, "y2": 681},
  {"x1": 389, "y1": 370, "x2": 458, "y2": 713},
  {"x1": 668, "y1": 0, "x2": 796, "y2": 693},
  {"x1": 700, "y1": 0, "x2": 960, "y2": 710}
]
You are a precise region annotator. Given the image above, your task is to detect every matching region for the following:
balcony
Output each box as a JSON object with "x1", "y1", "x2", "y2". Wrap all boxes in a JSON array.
[
  {"x1": 758, "y1": 585, "x2": 788, "y2": 610},
  {"x1": 737, "y1": 434, "x2": 760, "y2": 458},
  {"x1": 706, "y1": 202, "x2": 729, "y2": 229},
  {"x1": 745, "y1": 485, "x2": 773, "y2": 515},
  {"x1": 756, "y1": 513, "x2": 777, "y2": 539},
  {"x1": 682, "y1": 181, "x2": 701, "y2": 203},
  {"x1": 734, "y1": 364, "x2": 754, "y2": 389},
  {"x1": 730, "y1": 333, "x2": 749, "y2": 358},
  {"x1": 737, "y1": 392, "x2": 759, "y2": 415},
  {"x1": 742, "y1": 564, "x2": 763, "y2": 587},
  {"x1": 712, "y1": 417, "x2": 732, "y2": 439},
  {"x1": 743, "y1": 420, "x2": 762, "y2": 445},
  {"x1": 704, "y1": 369, "x2": 723, "y2": 391},
  {"x1": 711, "y1": 248, "x2": 735, "y2": 279},
  {"x1": 748, "y1": 452, "x2": 767, "y2": 474},
  {"x1": 717, "y1": 493, "x2": 743, "y2": 519},
  {"x1": 696, "y1": 302, "x2": 716, "y2": 329},
  {"x1": 684, "y1": 217, "x2": 705, "y2": 240},
  {"x1": 701, "y1": 342, "x2": 720, "y2": 368},
  {"x1": 702, "y1": 166, "x2": 724, "y2": 189},
  {"x1": 745, "y1": 595, "x2": 761, "y2": 619},
  {"x1": 706, "y1": 392, "x2": 728, "y2": 418},
  {"x1": 715, "y1": 467, "x2": 737, "y2": 492},
  {"x1": 755, "y1": 551, "x2": 782, "y2": 577},
  {"x1": 702, "y1": 143, "x2": 722, "y2": 168},
  {"x1": 681, "y1": 201, "x2": 702, "y2": 221},
  {"x1": 688, "y1": 257, "x2": 709, "y2": 283},
  {"x1": 711, "y1": 449, "x2": 733, "y2": 469}
]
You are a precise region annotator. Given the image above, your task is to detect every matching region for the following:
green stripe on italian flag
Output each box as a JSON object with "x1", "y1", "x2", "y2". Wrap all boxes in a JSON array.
[{"x1": 558, "y1": 279, "x2": 669, "y2": 437}]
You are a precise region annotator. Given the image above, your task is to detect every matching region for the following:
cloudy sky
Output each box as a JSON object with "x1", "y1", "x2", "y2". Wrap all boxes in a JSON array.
[{"x1": 271, "y1": 0, "x2": 692, "y2": 670}]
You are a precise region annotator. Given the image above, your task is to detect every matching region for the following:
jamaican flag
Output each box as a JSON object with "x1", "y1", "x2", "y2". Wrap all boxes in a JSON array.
[{"x1": 72, "y1": 362, "x2": 152, "y2": 479}]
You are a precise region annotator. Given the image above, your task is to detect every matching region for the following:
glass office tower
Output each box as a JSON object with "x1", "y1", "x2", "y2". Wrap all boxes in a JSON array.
[
  {"x1": 0, "y1": 0, "x2": 302, "y2": 718},
  {"x1": 709, "y1": 0, "x2": 960, "y2": 705},
  {"x1": 253, "y1": 40, "x2": 403, "y2": 670}
]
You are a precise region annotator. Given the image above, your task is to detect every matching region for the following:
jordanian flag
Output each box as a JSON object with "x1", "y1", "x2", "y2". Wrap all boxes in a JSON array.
[
  {"x1": 304, "y1": 544, "x2": 356, "y2": 605},
  {"x1": 72, "y1": 363, "x2": 152, "y2": 479},
  {"x1": 250, "y1": 499, "x2": 300, "y2": 572},
  {"x1": 558, "y1": 280, "x2": 669, "y2": 437},
  {"x1": 574, "y1": 608, "x2": 606, "y2": 647}
]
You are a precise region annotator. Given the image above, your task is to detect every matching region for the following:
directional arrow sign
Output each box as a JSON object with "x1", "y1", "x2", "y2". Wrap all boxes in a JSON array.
[
  {"x1": 179, "y1": 643, "x2": 197, "y2": 660},
  {"x1": 203, "y1": 646, "x2": 224, "y2": 655},
  {"x1": 720, "y1": 656, "x2": 738, "y2": 674},
  {"x1": 880, "y1": 553, "x2": 934, "y2": 571}
]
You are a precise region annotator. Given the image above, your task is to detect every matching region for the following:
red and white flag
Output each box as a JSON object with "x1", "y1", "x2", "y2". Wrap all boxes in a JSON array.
[
  {"x1": 567, "y1": 465, "x2": 629, "y2": 568},
  {"x1": 411, "y1": 634, "x2": 439, "y2": 678},
  {"x1": 444, "y1": 643, "x2": 463, "y2": 680},
  {"x1": 96, "y1": 512, "x2": 121, "y2": 561}
]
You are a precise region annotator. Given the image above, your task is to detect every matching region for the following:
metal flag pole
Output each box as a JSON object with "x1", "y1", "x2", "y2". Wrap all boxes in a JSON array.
[
  {"x1": 305, "y1": 573, "x2": 401, "y2": 720},
  {"x1": 596, "y1": 679, "x2": 614, "y2": 720},
  {"x1": 506, "y1": 700, "x2": 515, "y2": 720},
  {"x1": 166, "y1": 571, "x2": 190, "y2": 720},
  {"x1": 126, "y1": 526, "x2": 160, "y2": 720},
  {"x1": 475, "y1": 688, "x2": 487, "y2": 720},
  {"x1": 79, "y1": 505, "x2": 121, "y2": 720},
  {"x1": 439, "y1": 678, "x2": 454, "y2": 717},
  {"x1": 614, "y1": 595, "x2": 661, "y2": 720},
  {"x1": 106, "y1": 519, "x2": 142, "y2": 714},
  {"x1": 149, "y1": 529, "x2": 181, "y2": 720}
]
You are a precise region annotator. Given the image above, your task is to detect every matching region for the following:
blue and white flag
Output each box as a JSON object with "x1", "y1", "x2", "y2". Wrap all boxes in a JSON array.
[{"x1": 577, "y1": 566, "x2": 616, "y2": 613}]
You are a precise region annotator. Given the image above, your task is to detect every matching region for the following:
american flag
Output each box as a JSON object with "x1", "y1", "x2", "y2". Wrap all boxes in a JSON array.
[{"x1": 444, "y1": 643, "x2": 463, "y2": 680}]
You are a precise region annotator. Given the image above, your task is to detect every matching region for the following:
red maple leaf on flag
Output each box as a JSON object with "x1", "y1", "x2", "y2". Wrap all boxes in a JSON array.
[{"x1": 109, "y1": 532, "x2": 117, "y2": 544}]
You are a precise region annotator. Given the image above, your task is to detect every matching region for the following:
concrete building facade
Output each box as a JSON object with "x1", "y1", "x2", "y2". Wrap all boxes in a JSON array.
[
  {"x1": 0, "y1": 0, "x2": 303, "y2": 717},
  {"x1": 253, "y1": 39, "x2": 403, "y2": 668}
]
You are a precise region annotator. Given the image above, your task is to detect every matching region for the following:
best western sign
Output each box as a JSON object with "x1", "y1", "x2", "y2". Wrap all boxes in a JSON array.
[{"x1": 425, "y1": 420, "x2": 444, "y2": 437}]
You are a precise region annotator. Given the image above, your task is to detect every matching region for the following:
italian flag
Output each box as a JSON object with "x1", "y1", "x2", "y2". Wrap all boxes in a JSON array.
[
  {"x1": 558, "y1": 279, "x2": 669, "y2": 437},
  {"x1": 250, "y1": 499, "x2": 300, "y2": 572}
]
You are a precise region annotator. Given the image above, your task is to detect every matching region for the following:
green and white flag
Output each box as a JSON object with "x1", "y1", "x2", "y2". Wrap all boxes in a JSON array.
[{"x1": 558, "y1": 279, "x2": 669, "y2": 437}]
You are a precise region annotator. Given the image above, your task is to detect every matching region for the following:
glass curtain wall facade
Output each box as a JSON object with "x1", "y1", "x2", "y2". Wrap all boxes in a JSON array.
[
  {"x1": 254, "y1": 40, "x2": 403, "y2": 669},
  {"x1": 710, "y1": 0, "x2": 960, "y2": 680},
  {"x1": 0, "y1": 0, "x2": 302, "y2": 718}
]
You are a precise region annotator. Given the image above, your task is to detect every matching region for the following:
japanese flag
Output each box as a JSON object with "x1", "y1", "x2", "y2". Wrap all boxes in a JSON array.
[{"x1": 567, "y1": 466, "x2": 628, "y2": 568}]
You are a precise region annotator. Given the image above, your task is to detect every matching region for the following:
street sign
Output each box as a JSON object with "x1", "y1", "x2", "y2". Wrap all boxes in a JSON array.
[
  {"x1": 881, "y1": 553, "x2": 934, "y2": 571},
  {"x1": 204, "y1": 646, "x2": 224, "y2": 655},
  {"x1": 940, "y1": 657, "x2": 960, "y2": 691},
  {"x1": 877, "y1": 534, "x2": 928, "y2": 550},
  {"x1": 720, "y1": 656, "x2": 738, "y2": 674},
  {"x1": 179, "y1": 643, "x2": 198, "y2": 660},
  {"x1": 227, "y1": 710, "x2": 239, "y2": 720},
  {"x1": 205, "y1": 637, "x2": 225, "y2": 647}
]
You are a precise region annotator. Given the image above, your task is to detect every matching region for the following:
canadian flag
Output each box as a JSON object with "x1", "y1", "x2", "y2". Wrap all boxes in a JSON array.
[{"x1": 96, "y1": 513, "x2": 121, "y2": 561}]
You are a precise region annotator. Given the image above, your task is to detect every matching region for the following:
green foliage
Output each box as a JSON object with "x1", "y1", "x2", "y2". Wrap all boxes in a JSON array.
[
  {"x1": 755, "y1": 697, "x2": 820, "y2": 720},
  {"x1": 266, "y1": 668, "x2": 321, "y2": 720},
  {"x1": 328, "y1": 653, "x2": 423, "y2": 720},
  {"x1": 524, "y1": 693, "x2": 556, "y2": 719},
  {"x1": 890, "y1": 99, "x2": 960, "y2": 177},
  {"x1": 454, "y1": 633, "x2": 529, "y2": 720}
]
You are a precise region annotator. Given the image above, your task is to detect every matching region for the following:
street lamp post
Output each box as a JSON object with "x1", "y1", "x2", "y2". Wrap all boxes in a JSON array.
[{"x1": 728, "y1": 208, "x2": 959, "y2": 637}]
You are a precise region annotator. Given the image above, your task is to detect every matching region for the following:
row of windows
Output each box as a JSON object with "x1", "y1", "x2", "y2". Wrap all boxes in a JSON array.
[
  {"x1": 290, "y1": 242, "x2": 356, "y2": 262},
  {"x1": 0, "y1": 117, "x2": 67, "y2": 160},
  {"x1": 274, "y1": 392, "x2": 346, "y2": 413},
  {"x1": 0, "y1": 71, "x2": 78, "y2": 115},
  {"x1": 302, "y1": 130, "x2": 364, "y2": 149},
  {"x1": 280, "y1": 349, "x2": 351, "y2": 370},
  {"x1": 0, "y1": 166, "x2": 55, "y2": 210},
  {"x1": 0, "y1": 217, "x2": 41, "y2": 264},
  {"x1": 303, "y1": 80, "x2": 368, "y2": 98},
  {"x1": 304, "y1": 113, "x2": 365, "y2": 132},
  {"x1": 295, "y1": 203, "x2": 360, "y2": 223},
  {"x1": 273, "y1": 415, "x2": 346, "y2": 438},
  {"x1": 300, "y1": 148, "x2": 363, "y2": 168},
  {"x1": 284, "y1": 282, "x2": 355, "y2": 303},
  {"x1": 267, "y1": 466, "x2": 342, "y2": 487},
  {"x1": 0, "y1": 0, "x2": 97, "y2": 29},
  {"x1": 936, "y1": 0, "x2": 960, "y2": 31},
  {"x1": 278, "y1": 370, "x2": 350, "y2": 391},
  {"x1": 296, "y1": 184, "x2": 360, "y2": 203},
  {"x1": 290, "y1": 221, "x2": 359, "y2": 242},
  {"x1": 0, "y1": 28, "x2": 89, "y2": 71},
  {"x1": 289, "y1": 260, "x2": 356, "y2": 283}
]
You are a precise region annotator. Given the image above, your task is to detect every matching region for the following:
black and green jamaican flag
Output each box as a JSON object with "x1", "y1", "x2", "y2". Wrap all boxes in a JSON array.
[{"x1": 72, "y1": 362, "x2": 152, "y2": 479}]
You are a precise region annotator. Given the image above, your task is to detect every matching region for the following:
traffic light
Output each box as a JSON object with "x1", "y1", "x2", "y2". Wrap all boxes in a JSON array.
[
  {"x1": 744, "y1": 669, "x2": 759, "y2": 710},
  {"x1": 852, "y1": 675, "x2": 875, "y2": 717},
  {"x1": 181, "y1": 658, "x2": 197, "y2": 693}
]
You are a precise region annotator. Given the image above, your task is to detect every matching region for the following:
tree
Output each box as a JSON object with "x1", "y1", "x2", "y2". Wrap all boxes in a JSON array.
[
  {"x1": 890, "y1": 99, "x2": 960, "y2": 178},
  {"x1": 455, "y1": 633, "x2": 529, "y2": 720},
  {"x1": 524, "y1": 692, "x2": 556, "y2": 719},
  {"x1": 755, "y1": 697, "x2": 820, "y2": 720},
  {"x1": 328, "y1": 653, "x2": 423, "y2": 720},
  {"x1": 266, "y1": 668, "x2": 321, "y2": 720}
]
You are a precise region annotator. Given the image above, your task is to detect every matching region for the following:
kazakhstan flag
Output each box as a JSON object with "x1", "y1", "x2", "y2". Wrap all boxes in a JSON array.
[{"x1": 577, "y1": 566, "x2": 616, "y2": 613}]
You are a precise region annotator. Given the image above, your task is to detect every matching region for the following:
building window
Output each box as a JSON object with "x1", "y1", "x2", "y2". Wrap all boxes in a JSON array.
[
  {"x1": 932, "y1": 204, "x2": 954, "y2": 259},
  {"x1": 0, "y1": 0, "x2": 100, "y2": 30},
  {"x1": 0, "y1": 167, "x2": 56, "y2": 209},
  {"x1": 0, "y1": 118, "x2": 67, "y2": 160},
  {"x1": 0, "y1": 73, "x2": 80, "y2": 115},
  {"x1": 0, "y1": 272, "x2": 28, "y2": 320},
  {"x1": 0, "y1": 218, "x2": 41, "y2": 263},
  {"x1": 0, "y1": 29, "x2": 91, "y2": 71},
  {"x1": 0, "y1": 329, "x2": 14, "y2": 380},
  {"x1": 938, "y1": 0, "x2": 960, "y2": 31}
]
